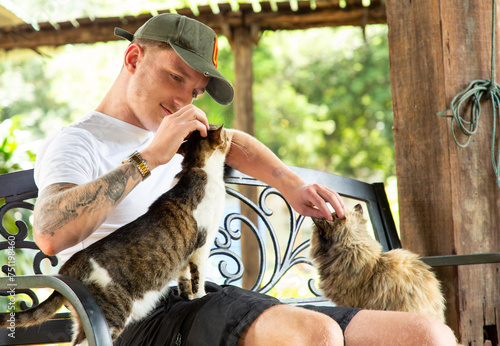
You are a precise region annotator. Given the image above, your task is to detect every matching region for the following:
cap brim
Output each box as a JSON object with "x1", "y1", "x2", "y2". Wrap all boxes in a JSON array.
[
  {"x1": 170, "y1": 42, "x2": 234, "y2": 105},
  {"x1": 114, "y1": 27, "x2": 134, "y2": 41}
]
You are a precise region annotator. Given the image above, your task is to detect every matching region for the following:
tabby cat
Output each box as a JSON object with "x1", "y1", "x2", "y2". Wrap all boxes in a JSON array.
[
  {"x1": 0, "y1": 125, "x2": 228, "y2": 345},
  {"x1": 310, "y1": 204, "x2": 446, "y2": 323}
]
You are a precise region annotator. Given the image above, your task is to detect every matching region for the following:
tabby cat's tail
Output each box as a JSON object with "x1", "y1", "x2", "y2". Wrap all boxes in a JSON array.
[{"x1": 0, "y1": 290, "x2": 66, "y2": 327}]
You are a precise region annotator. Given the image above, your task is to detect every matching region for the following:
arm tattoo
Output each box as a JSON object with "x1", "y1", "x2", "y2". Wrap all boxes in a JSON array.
[
  {"x1": 36, "y1": 183, "x2": 78, "y2": 236},
  {"x1": 272, "y1": 167, "x2": 285, "y2": 179},
  {"x1": 102, "y1": 163, "x2": 141, "y2": 202},
  {"x1": 102, "y1": 170, "x2": 127, "y2": 202},
  {"x1": 35, "y1": 163, "x2": 141, "y2": 237},
  {"x1": 64, "y1": 186, "x2": 103, "y2": 212}
]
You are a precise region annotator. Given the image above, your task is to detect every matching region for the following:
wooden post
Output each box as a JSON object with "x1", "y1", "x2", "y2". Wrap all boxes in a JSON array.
[
  {"x1": 386, "y1": 0, "x2": 500, "y2": 343},
  {"x1": 227, "y1": 24, "x2": 261, "y2": 289}
]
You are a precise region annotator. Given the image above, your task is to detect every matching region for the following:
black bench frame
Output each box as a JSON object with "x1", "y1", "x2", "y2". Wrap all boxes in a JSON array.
[{"x1": 1, "y1": 167, "x2": 499, "y2": 345}]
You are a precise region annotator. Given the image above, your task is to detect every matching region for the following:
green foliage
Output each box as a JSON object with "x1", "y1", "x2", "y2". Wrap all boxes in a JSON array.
[
  {"x1": 253, "y1": 26, "x2": 394, "y2": 180},
  {"x1": 0, "y1": 56, "x2": 74, "y2": 154},
  {"x1": 0, "y1": 117, "x2": 35, "y2": 174}
]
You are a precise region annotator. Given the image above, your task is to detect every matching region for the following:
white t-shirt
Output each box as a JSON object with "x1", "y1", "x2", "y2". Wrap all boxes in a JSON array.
[{"x1": 35, "y1": 111, "x2": 183, "y2": 263}]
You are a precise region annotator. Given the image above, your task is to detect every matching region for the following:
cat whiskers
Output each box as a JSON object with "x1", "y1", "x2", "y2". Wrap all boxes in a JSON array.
[{"x1": 229, "y1": 137, "x2": 252, "y2": 160}]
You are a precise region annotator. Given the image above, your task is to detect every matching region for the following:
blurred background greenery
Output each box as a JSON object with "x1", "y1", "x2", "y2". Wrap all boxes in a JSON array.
[{"x1": 0, "y1": 11, "x2": 394, "y2": 177}]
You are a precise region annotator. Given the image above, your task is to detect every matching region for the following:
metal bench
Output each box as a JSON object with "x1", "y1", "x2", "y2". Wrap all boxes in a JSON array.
[{"x1": 2, "y1": 167, "x2": 497, "y2": 345}]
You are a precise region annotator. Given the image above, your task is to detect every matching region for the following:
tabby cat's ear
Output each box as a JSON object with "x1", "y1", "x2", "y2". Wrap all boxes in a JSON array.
[
  {"x1": 213, "y1": 124, "x2": 224, "y2": 133},
  {"x1": 210, "y1": 124, "x2": 224, "y2": 140},
  {"x1": 177, "y1": 140, "x2": 188, "y2": 157}
]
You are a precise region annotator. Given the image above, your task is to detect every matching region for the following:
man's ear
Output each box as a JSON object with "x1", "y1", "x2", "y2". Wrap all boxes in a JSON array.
[{"x1": 124, "y1": 44, "x2": 143, "y2": 73}]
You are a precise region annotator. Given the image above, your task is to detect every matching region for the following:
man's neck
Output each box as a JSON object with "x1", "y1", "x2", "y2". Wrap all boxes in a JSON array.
[{"x1": 95, "y1": 71, "x2": 141, "y2": 128}]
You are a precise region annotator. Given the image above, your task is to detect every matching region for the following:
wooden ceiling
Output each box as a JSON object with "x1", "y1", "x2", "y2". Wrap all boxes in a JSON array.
[{"x1": 0, "y1": 0, "x2": 386, "y2": 50}]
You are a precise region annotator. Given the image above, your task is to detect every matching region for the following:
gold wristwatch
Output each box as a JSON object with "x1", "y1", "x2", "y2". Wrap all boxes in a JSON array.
[{"x1": 122, "y1": 151, "x2": 151, "y2": 180}]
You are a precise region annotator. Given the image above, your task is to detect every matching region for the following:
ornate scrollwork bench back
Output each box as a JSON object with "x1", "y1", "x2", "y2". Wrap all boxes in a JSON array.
[
  {"x1": 217, "y1": 166, "x2": 400, "y2": 303},
  {"x1": 0, "y1": 167, "x2": 399, "y2": 344}
]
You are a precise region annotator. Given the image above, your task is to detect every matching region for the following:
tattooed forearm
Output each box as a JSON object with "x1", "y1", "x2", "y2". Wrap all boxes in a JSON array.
[
  {"x1": 35, "y1": 183, "x2": 104, "y2": 237},
  {"x1": 102, "y1": 162, "x2": 141, "y2": 203},
  {"x1": 35, "y1": 183, "x2": 79, "y2": 236},
  {"x1": 34, "y1": 163, "x2": 142, "y2": 242}
]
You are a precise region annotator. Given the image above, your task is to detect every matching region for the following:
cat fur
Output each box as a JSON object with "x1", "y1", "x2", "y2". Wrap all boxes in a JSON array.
[{"x1": 310, "y1": 204, "x2": 446, "y2": 323}]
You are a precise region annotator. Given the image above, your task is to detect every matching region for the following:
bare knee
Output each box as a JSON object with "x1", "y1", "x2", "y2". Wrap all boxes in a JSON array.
[
  {"x1": 412, "y1": 314, "x2": 457, "y2": 346},
  {"x1": 239, "y1": 305, "x2": 343, "y2": 346},
  {"x1": 345, "y1": 310, "x2": 458, "y2": 346},
  {"x1": 308, "y1": 312, "x2": 344, "y2": 346}
]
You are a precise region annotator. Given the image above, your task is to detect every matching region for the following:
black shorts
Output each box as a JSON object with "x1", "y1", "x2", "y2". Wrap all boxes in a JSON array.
[{"x1": 114, "y1": 282, "x2": 361, "y2": 346}]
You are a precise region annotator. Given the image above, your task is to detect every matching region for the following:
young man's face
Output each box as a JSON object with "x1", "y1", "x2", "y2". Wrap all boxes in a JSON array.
[{"x1": 126, "y1": 44, "x2": 210, "y2": 131}]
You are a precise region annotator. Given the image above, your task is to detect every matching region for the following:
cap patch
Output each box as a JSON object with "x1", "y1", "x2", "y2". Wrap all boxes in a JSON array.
[{"x1": 212, "y1": 36, "x2": 219, "y2": 68}]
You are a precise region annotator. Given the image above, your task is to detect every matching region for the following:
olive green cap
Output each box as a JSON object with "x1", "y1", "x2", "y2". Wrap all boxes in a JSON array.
[{"x1": 115, "y1": 13, "x2": 234, "y2": 105}]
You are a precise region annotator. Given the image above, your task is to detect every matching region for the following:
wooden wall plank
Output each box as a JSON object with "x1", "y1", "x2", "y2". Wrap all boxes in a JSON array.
[
  {"x1": 439, "y1": 1, "x2": 500, "y2": 343},
  {"x1": 385, "y1": 0, "x2": 460, "y2": 333},
  {"x1": 387, "y1": 0, "x2": 500, "y2": 343}
]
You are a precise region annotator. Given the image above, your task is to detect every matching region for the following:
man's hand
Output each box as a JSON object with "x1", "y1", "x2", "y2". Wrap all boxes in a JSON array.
[
  {"x1": 141, "y1": 104, "x2": 209, "y2": 170},
  {"x1": 285, "y1": 183, "x2": 346, "y2": 221}
]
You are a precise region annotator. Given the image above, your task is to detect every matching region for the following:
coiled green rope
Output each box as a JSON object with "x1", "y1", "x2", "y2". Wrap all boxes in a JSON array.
[{"x1": 437, "y1": 0, "x2": 500, "y2": 190}]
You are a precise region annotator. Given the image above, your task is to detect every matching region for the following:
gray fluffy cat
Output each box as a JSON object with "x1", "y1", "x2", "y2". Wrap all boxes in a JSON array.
[
  {"x1": 311, "y1": 204, "x2": 446, "y2": 323},
  {"x1": 0, "y1": 125, "x2": 227, "y2": 345}
]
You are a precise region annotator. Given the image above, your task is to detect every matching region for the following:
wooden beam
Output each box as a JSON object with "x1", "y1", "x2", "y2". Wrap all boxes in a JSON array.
[
  {"x1": 228, "y1": 24, "x2": 261, "y2": 289},
  {"x1": 386, "y1": 0, "x2": 500, "y2": 343},
  {"x1": 0, "y1": 1, "x2": 386, "y2": 50}
]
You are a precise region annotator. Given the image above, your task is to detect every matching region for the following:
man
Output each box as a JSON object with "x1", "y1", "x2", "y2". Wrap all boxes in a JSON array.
[{"x1": 33, "y1": 13, "x2": 457, "y2": 345}]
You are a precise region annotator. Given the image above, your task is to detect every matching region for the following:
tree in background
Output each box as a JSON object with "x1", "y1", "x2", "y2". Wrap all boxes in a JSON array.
[
  {"x1": 0, "y1": 57, "x2": 69, "y2": 173},
  {"x1": 254, "y1": 26, "x2": 393, "y2": 181}
]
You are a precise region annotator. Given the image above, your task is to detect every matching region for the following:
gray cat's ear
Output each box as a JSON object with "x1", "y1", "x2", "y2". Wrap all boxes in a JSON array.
[
  {"x1": 208, "y1": 123, "x2": 223, "y2": 130},
  {"x1": 312, "y1": 215, "x2": 329, "y2": 228},
  {"x1": 354, "y1": 204, "x2": 363, "y2": 215}
]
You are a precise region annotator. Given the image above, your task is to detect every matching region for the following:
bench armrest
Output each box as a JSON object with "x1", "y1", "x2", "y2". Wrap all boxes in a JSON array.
[
  {"x1": 0, "y1": 275, "x2": 112, "y2": 346},
  {"x1": 421, "y1": 252, "x2": 500, "y2": 267}
]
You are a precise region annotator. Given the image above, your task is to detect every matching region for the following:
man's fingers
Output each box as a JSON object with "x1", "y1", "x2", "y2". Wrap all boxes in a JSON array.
[
  {"x1": 174, "y1": 105, "x2": 209, "y2": 137},
  {"x1": 308, "y1": 184, "x2": 345, "y2": 219}
]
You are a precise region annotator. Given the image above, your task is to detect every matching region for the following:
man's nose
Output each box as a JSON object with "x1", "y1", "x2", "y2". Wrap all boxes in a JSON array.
[{"x1": 173, "y1": 89, "x2": 193, "y2": 108}]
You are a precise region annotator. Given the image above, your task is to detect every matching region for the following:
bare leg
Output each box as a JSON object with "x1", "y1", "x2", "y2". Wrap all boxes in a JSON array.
[
  {"x1": 345, "y1": 310, "x2": 458, "y2": 346},
  {"x1": 238, "y1": 305, "x2": 344, "y2": 346}
]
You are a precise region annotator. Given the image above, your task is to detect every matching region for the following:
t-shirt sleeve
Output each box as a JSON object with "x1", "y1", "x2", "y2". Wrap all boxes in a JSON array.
[{"x1": 34, "y1": 127, "x2": 100, "y2": 192}]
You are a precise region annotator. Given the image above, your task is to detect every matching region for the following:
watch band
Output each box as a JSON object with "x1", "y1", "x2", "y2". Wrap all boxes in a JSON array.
[{"x1": 122, "y1": 151, "x2": 151, "y2": 180}]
